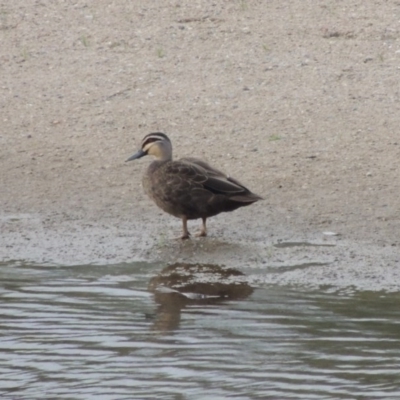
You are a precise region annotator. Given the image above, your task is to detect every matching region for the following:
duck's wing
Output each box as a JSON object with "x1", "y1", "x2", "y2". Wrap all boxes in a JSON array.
[{"x1": 179, "y1": 158, "x2": 262, "y2": 201}]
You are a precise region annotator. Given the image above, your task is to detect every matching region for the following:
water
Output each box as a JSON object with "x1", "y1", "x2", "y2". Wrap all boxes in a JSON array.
[{"x1": 1, "y1": 261, "x2": 400, "y2": 399}]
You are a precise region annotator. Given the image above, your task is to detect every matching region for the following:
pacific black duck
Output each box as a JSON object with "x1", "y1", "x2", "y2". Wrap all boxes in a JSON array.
[{"x1": 126, "y1": 132, "x2": 262, "y2": 239}]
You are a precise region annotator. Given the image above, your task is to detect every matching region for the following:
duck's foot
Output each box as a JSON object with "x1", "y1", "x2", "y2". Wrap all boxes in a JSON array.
[
  {"x1": 172, "y1": 232, "x2": 191, "y2": 240},
  {"x1": 195, "y1": 218, "x2": 207, "y2": 238},
  {"x1": 180, "y1": 232, "x2": 191, "y2": 240},
  {"x1": 177, "y1": 216, "x2": 191, "y2": 240}
]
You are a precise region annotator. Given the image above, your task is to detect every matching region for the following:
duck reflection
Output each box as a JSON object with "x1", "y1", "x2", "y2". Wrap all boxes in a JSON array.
[{"x1": 148, "y1": 263, "x2": 253, "y2": 332}]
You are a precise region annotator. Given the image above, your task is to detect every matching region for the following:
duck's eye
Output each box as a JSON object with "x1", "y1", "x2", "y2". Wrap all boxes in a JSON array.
[{"x1": 142, "y1": 138, "x2": 160, "y2": 148}]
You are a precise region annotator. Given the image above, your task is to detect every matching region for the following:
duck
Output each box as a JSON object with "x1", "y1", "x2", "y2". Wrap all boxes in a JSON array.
[{"x1": 126, "y1": 132, "x2": 262, "y2": 239}]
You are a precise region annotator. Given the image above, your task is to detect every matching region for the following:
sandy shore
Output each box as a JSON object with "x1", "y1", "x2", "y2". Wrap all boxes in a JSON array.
[{"x1": 1, "y1": 1, "x2": 399, "y2": 290}]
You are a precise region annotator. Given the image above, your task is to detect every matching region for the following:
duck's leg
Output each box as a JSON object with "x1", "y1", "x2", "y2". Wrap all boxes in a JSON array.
[
  {"x1": 180, "y1": 216, "x2": 191, "y2": 240},
  {"x1": 195, "y1": 217, "x2": 207, "y2": 237}
]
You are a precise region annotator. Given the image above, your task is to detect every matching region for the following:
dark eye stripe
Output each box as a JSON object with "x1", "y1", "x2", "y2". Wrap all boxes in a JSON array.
[{"x1": 142, "y1": 137, "x2": 160, "y2": 147}]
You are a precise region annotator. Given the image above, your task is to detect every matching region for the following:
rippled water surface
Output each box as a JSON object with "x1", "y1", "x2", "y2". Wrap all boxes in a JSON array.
[{"x1": 1, "y1": 261, "x2": 400, "y2": 399}]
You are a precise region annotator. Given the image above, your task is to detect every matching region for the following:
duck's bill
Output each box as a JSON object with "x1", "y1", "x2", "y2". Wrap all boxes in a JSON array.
[{"x1": 126, "y1": 149, "x2": 146, "y2": 162}]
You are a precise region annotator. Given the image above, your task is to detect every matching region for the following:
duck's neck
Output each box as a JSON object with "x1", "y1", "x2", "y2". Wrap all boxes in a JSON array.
[
  {"x1": 158, "y1": 153, "x2": 172, "y2": 162},
  {"x1": 148, "y1": 158, "x2": 169, "y2": 174}
]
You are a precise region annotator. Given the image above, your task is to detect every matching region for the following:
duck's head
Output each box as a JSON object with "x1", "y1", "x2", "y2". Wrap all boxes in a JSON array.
[{"x1": 126, "y1": 132, "x2": 172, "y2": 162}]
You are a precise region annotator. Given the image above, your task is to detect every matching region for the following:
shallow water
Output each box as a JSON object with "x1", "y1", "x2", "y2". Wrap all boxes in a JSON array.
[{"x1": 1, "y1": 261, "x2": 400, "y2": 399}]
